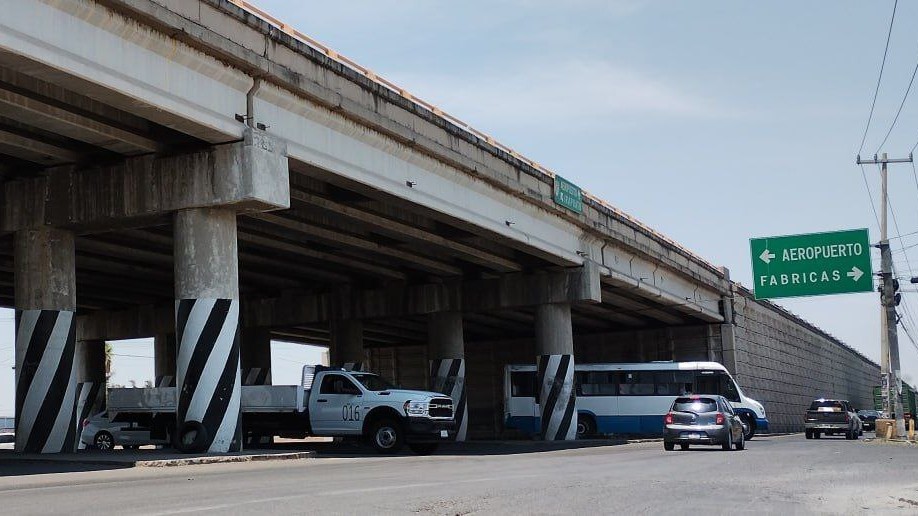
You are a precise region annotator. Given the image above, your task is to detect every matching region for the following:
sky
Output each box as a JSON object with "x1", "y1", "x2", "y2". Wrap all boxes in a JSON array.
[{"x1": 4, "y1": 0, "x2": 918, "y2": 413}]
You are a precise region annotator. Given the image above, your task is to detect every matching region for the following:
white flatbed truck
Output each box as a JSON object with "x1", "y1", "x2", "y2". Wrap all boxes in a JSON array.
[{"x1": 106, "y1": 365, "x2": 455, "y2": 454}]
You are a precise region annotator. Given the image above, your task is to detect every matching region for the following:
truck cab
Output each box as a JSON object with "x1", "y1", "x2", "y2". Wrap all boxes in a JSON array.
[{"x1": 305, "y1": 367, "x2": 456, "y2": 454}]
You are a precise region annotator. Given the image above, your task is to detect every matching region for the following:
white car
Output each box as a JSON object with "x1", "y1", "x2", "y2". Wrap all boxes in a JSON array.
[{"x1": 81, "y1": 411, "x2": 168, "y2": 451}]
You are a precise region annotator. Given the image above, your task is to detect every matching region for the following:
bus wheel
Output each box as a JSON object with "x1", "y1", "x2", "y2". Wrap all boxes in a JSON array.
[
  {"x1": 576, "y1": 414, "x2": 596, "y2": 439},
  {"x1": 740, "y1": 414, "x2": 756, "y2": 440}
]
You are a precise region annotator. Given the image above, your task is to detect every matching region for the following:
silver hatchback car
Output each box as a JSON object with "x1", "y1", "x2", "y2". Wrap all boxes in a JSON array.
[
  {"x1": 81, "y1": 411, "x2": 168, "y2": 451},
  {"x1": 663, "y1": 395, "x2": 746, "y2": 451}
]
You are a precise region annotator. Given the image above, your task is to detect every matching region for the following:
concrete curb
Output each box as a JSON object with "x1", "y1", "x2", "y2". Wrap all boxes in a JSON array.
[
  {"x1": 135, "y1": 451, "x2": 316, "y2": 467},
  {"x1": 1, "y1": 450, "x2": 316, "y2": 468},
  {"x1": 863, "y1": 438, "x2": 918, "y2": 447}
]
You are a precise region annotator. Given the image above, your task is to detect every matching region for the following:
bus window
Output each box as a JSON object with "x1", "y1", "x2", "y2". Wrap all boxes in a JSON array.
[
  {"x1": 510, "y1": 371, "x2": 536, "y2": 398},
  {"x1": 620, "y1": 371, "x2": 654, "y2": 396},
  {"x1": 577, "y1": 371, "x2": 617, "y2": 396},
  {"x1": 655, "y1": 371, "x2": 694, "y2": 395}
]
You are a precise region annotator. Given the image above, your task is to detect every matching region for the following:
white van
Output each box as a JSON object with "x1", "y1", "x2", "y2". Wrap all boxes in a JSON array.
[{"x1": 505, "y1": 361, "x2": 768, "y2": 439}]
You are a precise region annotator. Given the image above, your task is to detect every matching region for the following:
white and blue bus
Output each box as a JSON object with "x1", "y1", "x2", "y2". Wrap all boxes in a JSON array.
[{"x1": 504, "y1": 361, "x2": 768, "y2": 439}]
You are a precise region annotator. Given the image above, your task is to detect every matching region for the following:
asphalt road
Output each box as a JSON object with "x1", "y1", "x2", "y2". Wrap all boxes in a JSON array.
[{"x1": 2, "y1": 434, "x2": 918, "y2": 515}]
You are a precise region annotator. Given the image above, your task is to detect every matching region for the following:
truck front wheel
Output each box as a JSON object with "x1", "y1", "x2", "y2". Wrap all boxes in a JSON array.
[
  {"x1": 369, "y1": 419, "x2": 404, "y2": 454},
  {"x1": 176, "y1": 420, "x2": 209, "y2": 454}
]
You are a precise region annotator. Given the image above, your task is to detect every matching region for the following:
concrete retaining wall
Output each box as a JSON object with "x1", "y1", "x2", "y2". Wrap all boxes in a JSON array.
[{"x1": 732, "y1": 289, "x2": 878, "y2": 433}]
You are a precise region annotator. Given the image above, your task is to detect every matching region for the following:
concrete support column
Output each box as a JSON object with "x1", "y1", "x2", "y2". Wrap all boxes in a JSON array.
[
  {"x1": 535, "y1": 303, "x2": 576, "y2": 441},
  {"x1": 14, "y1": 227, "x2": 78, "y2": 454},
  {"x1": 154, "y1": 333, "x2": 177, "y2": 387},
  {"x1": 719, "y1": 269, "x2": 739, "y2": 376},
  {"x1": 241, "y1": 328, "x2": 272, "y2": 385},
  {"x1": 75, "y1": 339, "x2": 106, "y2": 448},
  {"x1": 427, "y1": 311, "x2": 467, "y2": 441},
  {"x1": 330, "y1": 319, "x2": 365, "y2": 371},
  {"x1": 174, "y1": 208, "x2": 241, "y2": 453}
]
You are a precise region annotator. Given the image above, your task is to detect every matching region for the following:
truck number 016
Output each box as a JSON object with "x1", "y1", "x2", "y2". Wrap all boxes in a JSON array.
[{"x1": 342, "y1": 404, "x2": 361, "y2": 422}]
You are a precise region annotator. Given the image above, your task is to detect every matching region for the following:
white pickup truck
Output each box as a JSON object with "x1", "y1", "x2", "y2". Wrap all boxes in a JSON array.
[{"x1": 105, "y1": 365, "x2": 455, "y2": 454}]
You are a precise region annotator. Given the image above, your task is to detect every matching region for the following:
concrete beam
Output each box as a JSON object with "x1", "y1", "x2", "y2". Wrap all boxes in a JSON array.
[
  {"x1": 0, "y1": 82, "x2": 161, "y2": 154},
  {"x1": 76, "y1": 304, "x2": 173, "y2": 342},
  {"x1": 236, "y1": 228, "x2": 407, "y2": 281},
  {"x1": 0, "y1": 127, "x2": 80, "y2": 164},
  {"x1": 250, "y1": 212, "x2": 463, "y2": 276},
  {"x1": 245, "y1": 263, "x2": 601, "y2": 328},
  {"x1": 74, "y1": 263, "x2": 599, "y2": 342},
  {"x1": 1, "y1": 129, "x2": 289, "y2": 233},
  {"x1": 290, "y1": 189, "x2": 521, "y2": 273}
]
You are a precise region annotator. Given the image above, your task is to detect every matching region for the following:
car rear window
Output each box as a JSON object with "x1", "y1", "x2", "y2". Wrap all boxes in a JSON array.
[
  {"x1": 672, "y1": 398, "x2": 718, "y2": 413},
  {"x1": 809, "y1": 400, "x2": 844, "y2": 412}
]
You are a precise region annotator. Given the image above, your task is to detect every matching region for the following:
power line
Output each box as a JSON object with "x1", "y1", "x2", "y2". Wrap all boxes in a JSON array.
[
  {"x1": 859, "y1": 0, "x2": 899, "y2": 155},
  {"x1": 876, "y1": 44, "x2": 918, "y2": 153}
]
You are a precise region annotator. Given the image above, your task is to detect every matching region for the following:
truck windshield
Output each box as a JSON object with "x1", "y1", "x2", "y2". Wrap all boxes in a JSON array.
[{"x1": 351, "y1": 373, "x2": 396, "y2": 391}]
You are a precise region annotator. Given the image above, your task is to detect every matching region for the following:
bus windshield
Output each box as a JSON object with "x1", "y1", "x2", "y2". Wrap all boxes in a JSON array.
[{"x1": 695, "y1": 370, "x2": 740, "y2": 402}]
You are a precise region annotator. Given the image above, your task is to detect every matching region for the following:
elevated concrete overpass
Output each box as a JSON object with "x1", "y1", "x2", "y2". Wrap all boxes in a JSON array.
[{"x1": 0, "y1": 0, "x2": 873, "y2": 452}]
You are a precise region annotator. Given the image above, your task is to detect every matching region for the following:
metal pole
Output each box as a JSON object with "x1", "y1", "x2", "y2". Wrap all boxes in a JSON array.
[
  {"x1": 879, "y1": 153, "x2": 906, "y2": 437},
  {"x1": 880, "y1": 154, "x2": 891, "y2": 417},
  {"x1": 857, "y1": 152, "x2": 912, "y2": 438}
]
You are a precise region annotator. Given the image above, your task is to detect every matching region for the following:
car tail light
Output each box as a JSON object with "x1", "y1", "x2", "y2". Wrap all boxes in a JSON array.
[
  {"x1": 81, "y1": 418, "x2": 90, "y2": 428},
  {"x1": 664, "y1": 412, "x2": 673, "y2": 425},
  {"x1": 845, "y1": 413, "x2": 850, "y2": 423},
  {"x1": 715, "y1": 413, "x2": 725, "y2": 425}
]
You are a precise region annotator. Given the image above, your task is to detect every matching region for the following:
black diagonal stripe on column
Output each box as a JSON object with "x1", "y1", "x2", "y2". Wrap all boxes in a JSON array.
[
  {"x1": 178, "y1": 300, "x2": 230, "y2": 423},
  {"x1": 540, "y1": 355, "x2": 569, "y2": 435},
  {"x1": 201, "y1": 328, "x2": 240, "y2": 450},
  {"x1": 455, "y1": 386, "x2": 467, "y2": 427},
  {"x1": 80, "y1": 383, "x2": 101, "y2": 422},
  {"x1": 445, "y1": 359, "x2": 461, "y2": 394},
  {"x1": 16, "y1": 311, "x2": 58, "y2": 422},
  {"x1": 176, "y1": 299, "x2": 194, "y2": 347},
  {"x1": 25, "y1": 318, "x2": 75, "y2": 453},
  {"x1": 430, "y1": 358, "x2": 443, "y2": 383},
  {"x1": 63, "y1": 384, "x2": 79, "y2": 453},
  {"x1": 554, "y1": 391, "x2": 576, "y2": 441},
  {"x1": 536, "y1": 355, "x2": 548, "y2": 400}
]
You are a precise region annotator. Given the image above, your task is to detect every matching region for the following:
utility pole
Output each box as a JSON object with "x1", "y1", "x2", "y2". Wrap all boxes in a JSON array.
[{"x1": 857, "y1": 152, "x2": 912, "y2": 438}]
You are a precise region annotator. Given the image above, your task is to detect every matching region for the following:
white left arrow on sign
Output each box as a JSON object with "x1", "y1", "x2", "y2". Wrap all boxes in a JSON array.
[
  {"x1": 847, "y1": 266, "x2": 864, "y2": 282},
  {"x1": 759, "y1": 249, "x2": 775, "y2": 264}
]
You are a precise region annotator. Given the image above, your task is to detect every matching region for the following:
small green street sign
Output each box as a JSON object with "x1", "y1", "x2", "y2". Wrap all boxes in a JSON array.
[
  {"x1": 874, "y1": 386, "x2": 883, "y2": 411},
  {"x1": 553, "y1": 175, "x2": 582, "y2": 214},
  {"x1": 749, "y1": 228, "x2": 873, "y2": 300}
]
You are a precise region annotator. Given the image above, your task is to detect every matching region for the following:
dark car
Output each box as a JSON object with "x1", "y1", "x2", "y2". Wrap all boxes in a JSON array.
[
  {"x1": 663, "y1": 395, "x2": 746, "y2": 451},
  {"x1": 857, "y1": 410, "x2": 879, "y2": 431},
  {"x1": 805, "y1": 399, "x2": 862, "y2": 440}
]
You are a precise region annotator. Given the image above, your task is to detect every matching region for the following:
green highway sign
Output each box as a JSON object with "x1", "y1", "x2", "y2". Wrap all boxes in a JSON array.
[
  {"x1": 750, "y1": 228, "x2": 873, "y2": 300},
  {"x1": 553, "y1": 175, "x2": 583, "y2": 214}
]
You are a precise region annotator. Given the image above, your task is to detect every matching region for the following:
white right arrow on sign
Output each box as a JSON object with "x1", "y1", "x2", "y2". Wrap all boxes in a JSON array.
[{"x1": 847, "y1": 266, "x2": 864, "y2": 282}]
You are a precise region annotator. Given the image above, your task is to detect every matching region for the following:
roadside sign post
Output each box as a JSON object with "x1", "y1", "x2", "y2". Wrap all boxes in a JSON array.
[{"x1": 749, "y1": 228, "x2": 873, "y2": 300}]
